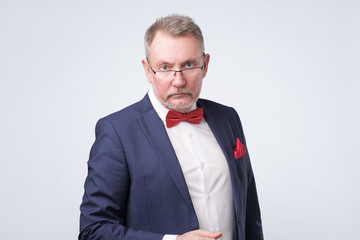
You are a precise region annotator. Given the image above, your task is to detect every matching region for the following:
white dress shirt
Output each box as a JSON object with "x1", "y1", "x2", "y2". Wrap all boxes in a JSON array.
[{"x1": 148, "y1": 89, "x2": 236, "y2": 240}]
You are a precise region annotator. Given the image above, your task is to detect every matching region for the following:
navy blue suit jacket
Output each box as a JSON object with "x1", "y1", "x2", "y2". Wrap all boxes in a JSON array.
[{"x1": 79, "y1": 94, "x2": 263, "y2": 240}]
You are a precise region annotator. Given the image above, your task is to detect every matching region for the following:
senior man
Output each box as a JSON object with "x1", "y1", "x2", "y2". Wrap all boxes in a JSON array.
[{"x1": 79, "y1": 14, "x2": 264, "y2": 240}]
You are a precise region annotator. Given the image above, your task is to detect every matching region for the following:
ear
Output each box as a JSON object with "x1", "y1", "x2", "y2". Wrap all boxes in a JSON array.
[
  {"x1": 202, "y1": 53, "x2": 210, "y2": 78},
  {"x1": 142, "y1": 58, "x2": 153, "y2": 84}
]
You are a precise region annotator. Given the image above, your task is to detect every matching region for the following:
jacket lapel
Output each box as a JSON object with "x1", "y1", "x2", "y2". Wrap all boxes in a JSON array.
[
  {"x1": 197, "y1": 100, "x2": 241, "y2": 215},
  {"x1": 136, "y1": 95, "x2": 194, "y2": 211}
]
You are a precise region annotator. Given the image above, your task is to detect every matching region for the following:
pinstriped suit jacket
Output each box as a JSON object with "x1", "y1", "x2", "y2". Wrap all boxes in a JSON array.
[{"x1": 79, "y1": 94, "x2": 263, "y2": 240}]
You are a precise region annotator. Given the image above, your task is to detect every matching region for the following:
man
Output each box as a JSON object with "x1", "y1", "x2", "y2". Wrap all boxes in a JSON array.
[{"x1": 79, "y1": 14, "x2": 263, "y2": 240}]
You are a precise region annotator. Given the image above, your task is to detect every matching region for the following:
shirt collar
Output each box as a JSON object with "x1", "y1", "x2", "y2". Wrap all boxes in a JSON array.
[{"x1": 148, "y1": 87, "x2": 197, "y2": 122}]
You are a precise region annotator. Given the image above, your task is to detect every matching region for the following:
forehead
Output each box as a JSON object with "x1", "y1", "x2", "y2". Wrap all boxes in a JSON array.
[{"x1": 147, "y1": 31, "x2": 203, "y2": 64}]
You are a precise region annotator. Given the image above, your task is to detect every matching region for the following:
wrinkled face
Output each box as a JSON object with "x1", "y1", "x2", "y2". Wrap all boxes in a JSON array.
[{"x1": 142, "y1": 30, "x2": 210, "y2": 113}]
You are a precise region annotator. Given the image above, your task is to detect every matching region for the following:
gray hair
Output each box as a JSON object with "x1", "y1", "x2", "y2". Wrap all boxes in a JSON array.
[{"x1": 144, "y1": 14, "x2": 204, "y2": 56}]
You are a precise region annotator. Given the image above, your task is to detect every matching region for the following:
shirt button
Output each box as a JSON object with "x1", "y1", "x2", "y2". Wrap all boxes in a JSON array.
[{"x1": 188, "y1": 132, "x2": 193, "y2": 137}]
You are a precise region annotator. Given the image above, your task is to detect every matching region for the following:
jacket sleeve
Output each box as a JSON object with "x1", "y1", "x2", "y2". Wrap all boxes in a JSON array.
[
  {"x1": 245, "y1": 161, "x2": 264, "y2": 240},
  {"x1": 79, "y1": 118, "x2": 163, "y2": 240}
]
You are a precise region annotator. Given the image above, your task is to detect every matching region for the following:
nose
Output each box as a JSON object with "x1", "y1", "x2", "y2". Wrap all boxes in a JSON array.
[{"x1": 171, "y1": 70, "x2": 186, "y2": 87}]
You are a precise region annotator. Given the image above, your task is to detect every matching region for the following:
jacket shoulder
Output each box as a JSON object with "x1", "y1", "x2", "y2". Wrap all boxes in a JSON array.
[
  {"x1": 101, "y1": 94, "x2": 151, "y2": 124},
  {"x1": 197, "y1": 98, "x2": 237, "y2": 116}
]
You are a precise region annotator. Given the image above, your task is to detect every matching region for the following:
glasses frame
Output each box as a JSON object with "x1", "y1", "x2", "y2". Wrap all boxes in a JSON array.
[{"x1": 146, "y1": 52, "x2": 205, "y2": 79}]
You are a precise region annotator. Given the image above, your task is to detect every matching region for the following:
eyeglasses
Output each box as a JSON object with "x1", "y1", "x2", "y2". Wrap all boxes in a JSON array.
[{"x1": 146, "y1": 53, "x2": 205, "y2": 81}]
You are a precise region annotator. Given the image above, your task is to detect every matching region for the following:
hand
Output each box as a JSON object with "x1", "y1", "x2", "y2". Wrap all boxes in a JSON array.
[{"x1": 176, "y1": 229, "x2": 222, "y2": 240}]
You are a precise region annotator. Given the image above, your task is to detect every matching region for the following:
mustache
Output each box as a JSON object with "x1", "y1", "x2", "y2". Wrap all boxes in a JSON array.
[{"x1": 166, "y1": 88, "x2": 193, "y2": 97}]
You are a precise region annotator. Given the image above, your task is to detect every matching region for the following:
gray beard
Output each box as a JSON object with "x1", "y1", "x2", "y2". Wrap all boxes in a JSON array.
[{"x1": 164, "y1": 98, "x2": 197, "y2": 112}]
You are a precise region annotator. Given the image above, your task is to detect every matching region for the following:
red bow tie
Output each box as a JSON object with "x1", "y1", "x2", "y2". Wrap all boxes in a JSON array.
[{"x1": 166, "y1": 108, "x2": 204, "y2": 128}]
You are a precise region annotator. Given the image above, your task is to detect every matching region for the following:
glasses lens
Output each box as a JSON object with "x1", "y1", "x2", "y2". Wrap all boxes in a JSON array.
[
  {"x1": 155, "y1": 67, "x2": 203, "y2": 80},
  {"x1": 156, "y1": 71, "x2": 173, "y2": 80},
  {"x1": 182, "y1": 68, "x2": 202, "y2": 78}
]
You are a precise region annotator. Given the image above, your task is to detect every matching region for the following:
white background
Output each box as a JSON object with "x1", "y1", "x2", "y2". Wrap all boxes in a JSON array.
[{"x1": 1, "y1": 0, "x2": 359, "y2": 239}]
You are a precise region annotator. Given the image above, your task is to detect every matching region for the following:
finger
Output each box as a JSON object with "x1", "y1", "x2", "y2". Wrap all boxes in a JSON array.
[
  {"x1": 176, "y1": 229, "x2": 222, "y2": 240},
  {"x1": 197, "y1": 230, "x2": 222, "y2": 238}
]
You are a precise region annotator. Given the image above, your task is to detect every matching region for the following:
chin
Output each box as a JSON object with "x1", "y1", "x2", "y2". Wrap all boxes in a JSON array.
[{"x1": 165, "y1": 99, "x2": 196, "y2": 112}]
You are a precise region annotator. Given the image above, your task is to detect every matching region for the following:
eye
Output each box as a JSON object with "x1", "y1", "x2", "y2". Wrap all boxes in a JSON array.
[
  {"x1": 184, "y1": 62, "x2": 194, "y2": 68},
  {"x1": 160, "y1": 65, "x2": 169, "y2": 71}
]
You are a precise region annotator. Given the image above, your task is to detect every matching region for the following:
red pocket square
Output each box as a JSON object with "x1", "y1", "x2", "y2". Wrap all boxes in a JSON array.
[{"x1": 234, "y1": 137, "x2": 246, "y2": 159}]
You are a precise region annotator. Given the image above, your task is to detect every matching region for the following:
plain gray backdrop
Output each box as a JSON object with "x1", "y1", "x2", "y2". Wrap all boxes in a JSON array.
[{"x1": 1, "y1": 0, "x2": 359, "y2": 239}]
